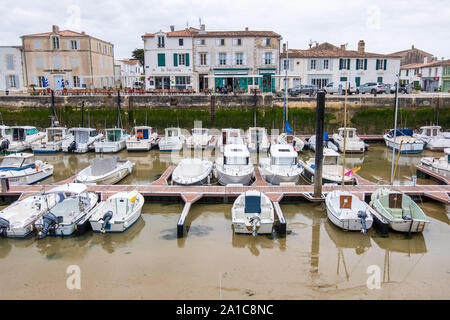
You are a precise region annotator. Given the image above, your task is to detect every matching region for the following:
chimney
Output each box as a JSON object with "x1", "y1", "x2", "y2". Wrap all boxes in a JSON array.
[
  {"x1": 340, "y1": 44, "x2": 346, "y2": 50},
  {"x1": 245, "y1": 27, "x2": 249, "y2": 31},
  {"x1": 170, "y1": 25, "x2": 175, "y2": 32},
  {"x1": 283, "y1": 43, "x2": 286, "y2": 53},
  {"x1": 81, "y1": 31, "x2": 85, "y2": 35},
  {"x1": 411, "y1": 44, "x2": 415, "y2": 50},
  {"x1": 52, "y1": 25, "x2": 59, "y2": 33},
  {"x1": 201, "y1": 24, "x2": 205, "y2": 31},
  {"x1": 358, "y1": 40, "x2": 365, "y2": 53}
]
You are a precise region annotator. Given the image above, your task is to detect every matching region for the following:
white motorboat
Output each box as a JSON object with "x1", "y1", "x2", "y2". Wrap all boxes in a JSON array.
[
  {"x1": 413, "y1": 125, "x2": 450, "y2": 151},
  {"x1": 421, "y1": 148, "x2": 450, "y2": 176},
  {"x1": 172, "y1": 158, "x2": 213, "y2": 185},
  {"x1": 75, "y1": 157, "x2": 134, "y2": 185},
  {"x1": 35, "y1": 183, "x2": 99, "y2": 238},
  {"x1": 383, "y1": 128, "x2": 424, "y2": 154},
  {"x1": 32, "y1": 127, "x2": 71, "y2": 154},
  {"x1": 94, "y1": 128, "x2": 127, "y2": 153},
  {"x1": 218, "y1": 128, "x2": 244, "y2": 152},
  {"x1": 231, "y1": 190, "x2": 274, "y2": 236},
  {"x1": 5, "y1": 126, "x2": 45, "y2": 154},
  {"x1": 0, "y1": 193, "x2": 58, "y2": 238},
  {"x1": 307, "y1": 133, "x2": 338, "y2": 152},
  {"x1": 247, "y1": 127, "x2": 270, "y2": 152},
  {"x1": 62, "y1": 127, "x2": 104, "y2": 153},
  {"x1": 325, "y1": 190, "x2": 374, "y2": 233},
  {"x1": 300, "y1": 148, "x2": 355, "y2": 185},
  {"x1": 370, "y1": 188, "x2": 430, "y2": 233},
  {"x1": 332, "y1": 128, "x2": 366, "y2": 153},
  {"x1": 276, "y1": 132, "x2": 304, "y2": 152},
  {"x1": 259, "y1": 144, "x2": 302, "y2": 185},
  {"x1": 126, "y1": 126, "x2": 157, "y2": 152},
  {"x1": 158, "y1": 127, "x2": 185, "y2": 151},
  {"x1": 214, "y1": 144, "x2": 254, "y2": 186},
  {"x1": 89, "y1": 190, "x2": 144, "y2": 233},
  {"x1": 186, "y1": 128, "x2": 213, "y2": 150},
  {"x1": 0, "y1": 153, "x2": 53, "y2": 185}
]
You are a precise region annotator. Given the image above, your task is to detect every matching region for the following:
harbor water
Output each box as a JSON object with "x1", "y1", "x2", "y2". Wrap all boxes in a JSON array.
[{"x1": 0, "y1": 144, "x2": 449, "y2": 299}]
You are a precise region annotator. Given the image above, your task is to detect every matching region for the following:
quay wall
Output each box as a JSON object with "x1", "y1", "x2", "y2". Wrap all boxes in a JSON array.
[{"x1": 0, "y1": 94, "x2": 448, "y2": 134}]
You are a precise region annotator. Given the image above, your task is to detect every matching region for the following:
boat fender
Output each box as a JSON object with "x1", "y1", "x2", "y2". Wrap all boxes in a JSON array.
[
  {"x1": 357, "y1": 210, "x2": 368, "y2": 235},
  {"x1": 100, "y1": 210, "x2": 113, "y2": 233},
  {"x1": 0, "y1": 217, "x2": 10, "y2": 237},
  {"x1": 38, "y1": 212, "x2": 60, "y2": 239}
]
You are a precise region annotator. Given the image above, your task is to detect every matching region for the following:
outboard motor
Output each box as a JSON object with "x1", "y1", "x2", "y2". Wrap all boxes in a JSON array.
[
  {"x1": 38, "y1": 212, "x2": 59, "y2": 239},
  {"x1": 357, "y1": 210, "x2": 368, "y2": 235},
  {"x1": 0, "y1": 139, "x2": 9, "y2": 152},
  {"x1": 249, "y1": 216, "x2": 261, "y2": 237},
  {"x1": 100, "y1": 210, "x2": 113, "y2": 233},
  {"x1": 67, "y1": 140, "x2": 76, "y2": 153},
  {"x1": 0, "y1": 218, "x2": 10, "y2": 237}
]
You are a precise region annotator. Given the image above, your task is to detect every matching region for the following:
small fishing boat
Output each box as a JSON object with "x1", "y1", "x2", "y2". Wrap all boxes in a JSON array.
[
  {"x1": 75, "y1": 157, "x2": 134, "y2": 185},
  {"x1": 300, "y1": 148, "x2": 355, "y2": 185},
  {"x1": 218, "y1": 128, "x2": 244, "y2": 152},
  {"x1": 172, "y1": 158, "x2": 213, "y2": 185},
  {"x1": 247, "y1": 127, "x2": 270, "y2": 152},
  {"x1": 0, "y1": 193, "x2": 58, "y2": 238},
  {"x1": 35, "y1": 183, "x2": 99, "y2": 238},
  {"x1": 276, "y1": 132, "x2": 304, "y2": 152},
  {"x1": 158, "y1": 127, "x2": 185, "y2": 151},
  {"x1": 5, "y1": 126, "x2": 46, "y2": 154},
  {"x1": 94, "y1": 128, "x2": 127, "y2": 153},
  {"x1": 232, "y1": 190, "x2": 274, "y2": 236},
  {"x1": 259, "y1": 144, "x2": 302, "y2": 185},
  {"x1": 325, "y1": 190, "x2": 374, "y2": 233},
  {"x1": 126, "y1": 126, "x2": 158, "y2": 152},
  {"x1": 332, "y1": 128, "x2": 366, "y2": 153},
  {"x1": 413, "y1": 125, "x2": 450, "y2": 151},
  {"x1": 0, "y1": 153, "x2": 53, "y2": 185},
  {"x1": 89, "y1": 190, "x2": 144, "y2": 233},
  {"x1": 214, "y1": 144, "x2": 254, "y2": 186},
  {"x1": 370, "y1": 188, "x2": 430, "y2": 233},
  {"x1": 31, "y1": 127, "x2": 71, "y2": 153},
  {"x1": 307, "y1": 132, "x2": 338, "y2": 152},
  {"x1": 62, "y1": 127, "x2": 104, "y2": 153},
  {"x1": 421, "y1": 148, "x2": 450, "y2": 176},
  {"x1": 383, "y1": 128, "x2": 424, "y2": 154},
  {"x1": 186, "y1": 128, "x2": 213, "y2": 150}
]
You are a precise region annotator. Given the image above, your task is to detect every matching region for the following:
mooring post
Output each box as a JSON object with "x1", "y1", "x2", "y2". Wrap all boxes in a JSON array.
[
  {"x1": 314, "y1": 90, "x2": 325, "y2": 198},
  {"x1": 81, "y1": 101, "x2": 85, "y2": 127},
  {"x1": 50, "y1": 89, "x2": 56, "y2": 127}
]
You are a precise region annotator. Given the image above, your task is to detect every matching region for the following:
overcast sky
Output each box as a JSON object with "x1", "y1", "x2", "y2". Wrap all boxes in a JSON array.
[{"x1": 1, "y1": 0, "x2": 449, "y2": 60}]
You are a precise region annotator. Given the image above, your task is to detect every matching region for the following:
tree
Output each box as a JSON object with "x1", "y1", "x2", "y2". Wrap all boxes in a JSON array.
[{"x1": 132, "y1": 48, "x2": 144, "y2": 67}]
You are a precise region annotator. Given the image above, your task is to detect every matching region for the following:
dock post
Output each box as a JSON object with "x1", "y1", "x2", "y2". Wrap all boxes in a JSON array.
[
  {"x1": 314, "y1": 90, "x2": 325, "y2": 198},
  {"x1": 177, "y1": 202, "x2": 191, "y2": 238},
  {"x1": 273, "y1": 202, "x2": 286, "y2": 235}
]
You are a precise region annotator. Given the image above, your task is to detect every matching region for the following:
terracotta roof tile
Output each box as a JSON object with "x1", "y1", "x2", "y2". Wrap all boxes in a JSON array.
[
  {"x1": 118, "y1": 59, "x2": 140, "y2": 65},
  {"x1": 401, "y1": 59, "x2": 450, "y2": 69},
  {"x1": 22, "y1": 30, "x2": 87, "y2": 37},
  {"x1": 194, "y1": 30, "x2": 281, "y2": 38},
  {"x1": 142, "y1": 28, "x2": 199, "y2": 38}
]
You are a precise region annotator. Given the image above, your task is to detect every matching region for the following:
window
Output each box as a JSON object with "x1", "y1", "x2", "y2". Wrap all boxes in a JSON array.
[
  {"x1": 200, "y1": 53, "x2": 207, "y2": 65},
  {"x1": 157, "y1": 36, "x2": 165, "y2": 48},
  {"x1": 429, "y1": 68, "x2": 431, "y2": 76},
  {"x1": 435, "y1": 68, "x2": 438, "y2": 76},
  {"x1": 262, "y1": 38, "x2": 270, "y2": 46},
  {"x1": 38, "y1": 76, "x2": 46, "y2": 87},
  {"x1": 357, "y1": 59, "x2": 364, "y2": 70},
  {"x1": 376, "y1": 59, "x2": 386, "y2": 70},
  {"x1": 340, "y1": 77, "x2": 347, "y2": 81},
  {"x1": 406, "y1": 69, "x2": 409, "y2": 76},
  {"x1": 236, "y1": 53, "x2": 243, "y2": 65},
  {"x1": 175, "y1": 76, "x2": 190, "y2": 85},
  {"x1": 339, "y1": 58, "x2": 350, "y2": 70},
  {"x1": 323, "y1": 59, "x2": 329, "y2": 69},
  {"x1": 8, "y1": 75, "x2": 17, "y2": 88},
  {"x1": 283, "y1": 59, "x2": 289, "y2": 70},
  {"x1": 6, "y1": 55, "x2": 14, "y2": 70},
  {"x1": 233, "y1": 38, "x2": 242, "y2": 46},
  {"x1": 178, "y1": 53, "x2": 185, "y2": 66},
  {"x1": 196, "y1": 39, "x2": 206, "y2": 46},
  {"x1": 157, "y1": 53, "x2": 165, "y2": 66},
  {"x1": 179, "y1": 38, "x2": 183, "y2": 46},
  {"x1": 52, "y1": 37, "x2": 60, "y2": 50},
  {"x1": 219, "y1": 53, "x2": 227, "y2": 65},
  {"x1": 71, "y1": 40, "x2": 78, "y2": 50},
  {"x1": 220, "y1": 39, "x2": 225, "y2": 46},
  {"x1": 310, "y1": 59, "x2": 317, "y2": 70},
  {"x1": 265, "y1": 52, "x2": 272, "y2": 65},
  {"x1": 377, "y1": 76, "x2": 383, "y2": 82},
  {"x1": 73, "y1": 76, "x2": 80, "y2": 87}
]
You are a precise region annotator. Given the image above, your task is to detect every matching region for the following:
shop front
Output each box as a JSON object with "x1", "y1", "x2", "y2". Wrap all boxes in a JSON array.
[
  {"x1": 422, "y1": 77, "x2": 440, "y2": 92},
  {"x1": 259, "y1": 68, "x2": 276, "y2": 93},
  {"x1": 210, "y1": 69, "x2": 261, "y2": 93}
]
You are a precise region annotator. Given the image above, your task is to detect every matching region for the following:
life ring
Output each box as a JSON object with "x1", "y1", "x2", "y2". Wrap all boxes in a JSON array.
[{"x1": 136, "y1": 131, "x2": 143, "y2": 139}]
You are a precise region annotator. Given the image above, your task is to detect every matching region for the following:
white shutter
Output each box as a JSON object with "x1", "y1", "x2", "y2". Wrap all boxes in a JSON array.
[
  {"x1": 261, "y1": 39, "x2": 265, "y2": 46},
  {"x1": 196, "y1": 39, "x2": 200, "y2": 45},
  {"x1": 77, "y1": 40, "x2": 80, "y2": 50},
  {"x1": 243, "y1": 53, "x2": 247, "y2": 66},
  {"x1": 216, "y1": 38, "x2": 220, "y2": 46},
  {"x1": 216, "y1": 53, "x2": 219, "y2": 66},
  {"x1": 66, "y1": 40, "x2": 71, "y2": 50},
  {"x1": 196, "y1": 53, "x2": 200, "y2": 65},
  {"x1": 262, "y1": 53, "x2": 265, "y2": 65},
  {"x1": 290, "y1": 59, "x2": 294, "y2": 71},
  {"x1": 206, "y1": 53, "x2": 210, "y2": 66},
  {"x1": 232, "y1": 52, "x2": 236, "y2": 65},
  {"x1": 226, "y1": 53, "x2": 231, "y2": 66},
  {"x1": 232, "y1": 38, "x2": 237, "y2": 46}
]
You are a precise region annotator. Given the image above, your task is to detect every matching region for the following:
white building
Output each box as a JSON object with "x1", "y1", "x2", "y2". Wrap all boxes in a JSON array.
[
  {"x1": 400, "y1": 58, "x2": 450, "y2": 92},
  {"x1": 279, "y1": 41, "x2": 401, "y2": 90},
  {"x1": 142, "y1": 27, "x2": 196, "y2": 91},
  {"x1": 0, "y1": 46, "x2": 24, "y2": 93},
  {"x1": 115, "y1": 59, "x2": 143, "y2": 88}
]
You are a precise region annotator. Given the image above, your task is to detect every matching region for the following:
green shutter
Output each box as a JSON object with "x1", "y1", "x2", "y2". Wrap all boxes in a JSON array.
[
  {"x1": 364, "y1": 59, "x2": 367, "y2": 70},
  {"x1": 356, "y1": 59, "x2": 359, "y2": 70},
  {"x1": 185, "y1": 53, "x2": 189, "y2": 66},
  {"x1": 376, "y1": 60, "x2": 379, "y2": 70},
  {"x1": 339, "y1": 58, "x2": 342, "y2": 70},
  {"x1": 383, "y1": 59, "x2": 387, "y2": 70},
  {"x1": 157, "y1": 53, "x2": 165, "y2": 66},
  {"x1": 173, "y1": 53, "x2": 178, "y2": 67},
  {"x1": 347, "y1": 59, "x2": 350, "y2": 70}
]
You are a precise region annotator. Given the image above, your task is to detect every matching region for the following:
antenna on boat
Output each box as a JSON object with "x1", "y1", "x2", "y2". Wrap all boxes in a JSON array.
[{"x1": 390, "y1": 72, "x2": 400, "y2": 188}]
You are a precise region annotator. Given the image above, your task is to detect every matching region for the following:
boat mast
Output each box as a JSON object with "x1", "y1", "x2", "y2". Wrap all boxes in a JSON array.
[
  {"x1": 117, "y1": 90, "x2": 122, "y2": 128},
  {"x1": 283, "y1": 42, "x2": 288, "y2": 132},
  {"x1": 390, "y1": 72, "x2": 400, "y2": 187},
  {"x1": 341, "y1": 71, "x2": 349, "y2": 186}
]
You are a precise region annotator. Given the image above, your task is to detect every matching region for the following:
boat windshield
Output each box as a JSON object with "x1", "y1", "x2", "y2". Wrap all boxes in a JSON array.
[
  {"x1": 74, "y1": 131, "x2": 89, "y2": 143},
  {"x1": 250, "y1": 129, "x2": 264, "y2": 142},
  {"x1": 224, "y1": 156, "x2": 248, "y2": 165},
  {"x1": 107, "y1": 130, "x2": 122, "y2": 142},
  {"x1": 271, "y1": 157, "x2": 296, "y2": 166},
  {"x1": 1, "y1": 156, "x2": 33, "y2": 167},
  {"x1": 324, "y1": 156, "x2": 338, "y2": 165},
  {"x1": 193, "y1": 129, "x2": 208, "y2": 135},
  {"x1": 167, "y1": 130, "x2": 179, "y2": 137},
  {"x1": 26, "y1": 128, "x2": 39, "y2": 135},
  {"x1": 90, "y1": 130, "x2": 98, "y2": 137},
  {"x1": 47, "y1": 129, "x2": 64, "y2": 142}
]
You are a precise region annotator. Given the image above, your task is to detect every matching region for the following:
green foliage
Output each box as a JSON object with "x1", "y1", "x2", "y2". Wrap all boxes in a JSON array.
[{"x1": 131, "y1": 48, "x2": 145, "y2": 67}]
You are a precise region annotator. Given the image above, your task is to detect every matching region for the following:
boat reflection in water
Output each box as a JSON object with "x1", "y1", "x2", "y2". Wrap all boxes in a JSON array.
[{"x1": 231, "y1": 232, "x2": 286, "y2": 256}]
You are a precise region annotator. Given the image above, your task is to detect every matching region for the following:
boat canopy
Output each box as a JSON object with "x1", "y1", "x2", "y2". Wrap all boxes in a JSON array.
[
  {"x1": 106, "y1": 128, "x2": 124, "y2": 142},
  {"x1": 270, "y1": 144, "x2": 297, "y2": 158},
  {"x1": 244, "y1": 191, "x2": 261, "y2": 214},
  {"x1": 224, "y1": 144, "x2": 249, "y2": 157},
  {"x1": 47, "y1": 183, "x2": 87, "y2": 195},
  {"x1": 338, "y1": 127, "x2": 357, "y2": 138},
  {"x1": 419, "y1": 126, "x2": 442, "y2": 137},
  {"x1": 388, "y1": 128, "x2": 413, "y2": 137},
  {"x1": 91, "y1": 158, "x2": 118, "y2": 176},
  {"x1": 46, "y1": 127, "x2": 66, "y2": 142},
  {"x1": 192, "y1": 128, "x2": 208, "y2": 135},
  {"x1": 165, "y1": 128, "x2": 181, "y2": 137},
  {"x1": 134, "y1": 126, "x2": 151, "y2": 139}
]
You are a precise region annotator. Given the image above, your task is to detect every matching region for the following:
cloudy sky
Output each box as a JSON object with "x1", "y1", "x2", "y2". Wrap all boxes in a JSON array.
[{"x1": 1, "y1": 0, "x2": 449, "y2": 60}]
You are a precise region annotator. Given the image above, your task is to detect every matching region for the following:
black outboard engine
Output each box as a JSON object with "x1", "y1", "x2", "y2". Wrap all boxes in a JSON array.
[
  {"x1": 0, "y1": 139, "x2": 9, "y2": 152},
  {"x1": 67, "y1": 140, "x2": 76, "y2": 153},
  {"x1": 38, "y1": 212, "x2": 59, "y2": 239},
  {"x1": 0, "y1": 218, "x2": 9, "y2": 237},
  {"x1": 100, "y1": 210, "x2": 113, "y2": 233},
  {"x1": 357, "y1": 210, "x2": 368, "y2": 235}
]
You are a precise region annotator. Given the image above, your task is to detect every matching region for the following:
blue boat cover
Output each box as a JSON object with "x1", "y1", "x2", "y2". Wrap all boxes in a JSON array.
[
  {"x1": 245, "y1": 195, "x2": 261, "y2": 214},
  {"x1": 285, "y1": 121, "x2": 293, "y2": 134},
  {"x1": 389, "y1": 128, "x2": 413, "y2": 137},
  {"x1": 324, "y1": 132, "x2": 329, "y2": 141}
]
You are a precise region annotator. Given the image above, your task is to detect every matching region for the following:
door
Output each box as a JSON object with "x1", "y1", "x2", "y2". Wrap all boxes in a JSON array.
[
  {"x1": 355, "y1": 77, "x2": 361, "y2": 87},
  {"x1": 54, "y1": 76, "x2": 64, "y2": 90}
]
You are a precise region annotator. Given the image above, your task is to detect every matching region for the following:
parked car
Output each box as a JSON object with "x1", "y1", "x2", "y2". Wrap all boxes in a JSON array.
[
  {"x1": 289, "y1": 84, "x2": 318, "y2": 96},
  {"x1": 358, "y1": 82, "x2": 388, "y2": 94},
  {"x1": 323, "y1": 81, "x2": 357, "y2": 95}
]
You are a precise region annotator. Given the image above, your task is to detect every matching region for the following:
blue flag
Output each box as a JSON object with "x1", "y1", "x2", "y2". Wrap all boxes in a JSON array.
[{"x1": 285, "y1": 121, "x2": 293, "y2": 134}]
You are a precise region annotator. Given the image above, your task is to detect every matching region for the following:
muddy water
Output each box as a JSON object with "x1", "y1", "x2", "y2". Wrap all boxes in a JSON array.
[{"x1": 0, "y1": 144, "x2": 449, "y2": 299}]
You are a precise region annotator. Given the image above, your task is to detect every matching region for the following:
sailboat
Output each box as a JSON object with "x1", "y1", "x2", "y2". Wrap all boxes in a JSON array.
[{"x1": 370, "y1": 76, "x2": 430, "y2": 233}]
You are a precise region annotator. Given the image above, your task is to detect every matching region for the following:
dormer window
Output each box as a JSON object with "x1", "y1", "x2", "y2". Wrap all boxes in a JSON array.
[
  {"x1": 262, "y1": 38, "x2": 270, "y2": 46},
  {"x1": 52, "y1": 37, "x2": 60, "y2": 50},
  {"x1": 158, "y1": 36, "x2": 165, "y2": 48}
]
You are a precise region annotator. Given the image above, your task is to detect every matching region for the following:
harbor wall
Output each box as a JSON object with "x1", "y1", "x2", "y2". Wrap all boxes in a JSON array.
[{"x1": 0, "y1": 94, "x2": 448, "y2": 134}]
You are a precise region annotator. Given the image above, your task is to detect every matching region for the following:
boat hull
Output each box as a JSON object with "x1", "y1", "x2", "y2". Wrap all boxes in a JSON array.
[
  {"x1": 326, "y1": 205, "x2": 373, "y2": 231},
  {"x1": 91, "y1": 213, "x2": 141, "y2": 233},
  {"x1": 214, "y1": 168, "x2": 253, "y2": 186},
  {"x1": 1, "y1": 166, "x2": 53, "y2": 185},
  {"x1": 95, "y1": 140, "x2": 126, "y2": 153},
  {"x1": 384, "y1": 136, "x2": 424, "y2": 154},
  {"x1": 126, "y1": 140, "x2": 153, "y2": 152},
  {"x1": 76, "y1": 166, "x2": 131, "y2": 185},
  {"x1": 232, "y1": 221, "x2": 273, "y2": 235},
  {"x1": 259, "y1": 167, "x2": 301, "y2": 185}
]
